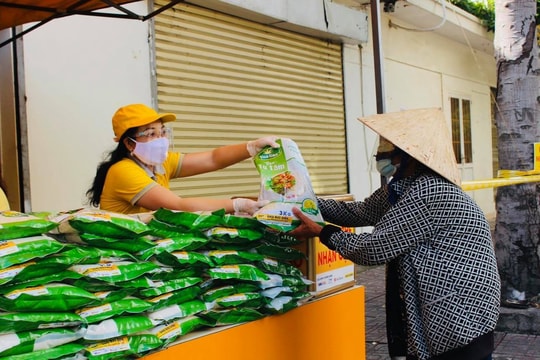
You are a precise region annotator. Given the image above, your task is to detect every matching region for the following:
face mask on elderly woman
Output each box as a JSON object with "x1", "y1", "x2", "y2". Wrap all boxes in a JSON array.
[{"x1": 375, "y1": 137, "x2": 400, "y2": 179}]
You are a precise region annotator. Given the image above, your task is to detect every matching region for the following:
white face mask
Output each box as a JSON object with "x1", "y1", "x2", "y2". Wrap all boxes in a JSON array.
[
  {"x1": 376, "y1": 158, "x2": 398, "y2": 178},
  {"x1": 130, "y1": 137, "x2": 169, "y2": 166}
]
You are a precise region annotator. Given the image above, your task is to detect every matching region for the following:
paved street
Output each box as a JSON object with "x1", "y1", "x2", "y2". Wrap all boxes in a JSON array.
[{"x1": 356, "y1": 265, "x2": 540, "y2": 360}]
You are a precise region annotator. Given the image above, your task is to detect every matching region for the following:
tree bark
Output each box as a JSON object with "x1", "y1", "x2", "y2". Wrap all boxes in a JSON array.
[{"x1": 494, "y1": 0, "x2": 540, "y2": 300}]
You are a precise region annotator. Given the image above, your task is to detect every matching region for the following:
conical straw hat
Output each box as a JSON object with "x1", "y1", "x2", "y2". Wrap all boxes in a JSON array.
[{"x1": 358, "y1": 108, "x2": 461, "y2": 185}]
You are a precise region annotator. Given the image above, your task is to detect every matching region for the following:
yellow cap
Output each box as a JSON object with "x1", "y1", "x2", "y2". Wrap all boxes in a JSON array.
[{"x1": 112, "y1": 104, "x2": 176, "y2": 142}]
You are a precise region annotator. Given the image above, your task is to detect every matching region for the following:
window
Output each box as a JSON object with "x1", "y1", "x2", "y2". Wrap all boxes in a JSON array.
[{"x1": 451, "y1": 97, "x2": 472, "y2": 164}]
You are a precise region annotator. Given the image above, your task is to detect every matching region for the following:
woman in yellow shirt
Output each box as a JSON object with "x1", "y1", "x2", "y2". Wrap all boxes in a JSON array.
[
  {"x1": 86, "y1": 103, "x2": 277, "y2": 215},
  {"x1": 0, "y1": 184, "x2": 9, "y2": 211}
]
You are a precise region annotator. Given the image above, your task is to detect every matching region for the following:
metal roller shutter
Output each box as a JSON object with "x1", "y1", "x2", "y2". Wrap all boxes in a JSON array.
[{"x1": 153, "y1": 1, "x2": 347, "y2": 199}]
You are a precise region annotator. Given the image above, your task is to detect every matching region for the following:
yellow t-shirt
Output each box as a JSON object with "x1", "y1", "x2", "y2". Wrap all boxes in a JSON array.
[
  {"x1": 100, "y1": 152, "x2": 182, "y2": 214},
  {"x1": 0, "y1": 188, "x2": 9, "y2": 211}
]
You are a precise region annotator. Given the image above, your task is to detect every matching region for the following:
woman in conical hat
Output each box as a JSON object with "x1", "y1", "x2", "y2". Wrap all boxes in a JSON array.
[{"x1": 289, "y1": 108, "x2": 500, "y2": 360}]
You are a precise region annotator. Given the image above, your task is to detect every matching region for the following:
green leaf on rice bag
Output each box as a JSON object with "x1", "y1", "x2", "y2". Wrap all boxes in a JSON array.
[
  {"x1": 0, "y1": 283, "x2": 98, "y2": 312},
  {"x1": 254, "y1": 243, "x2": 306, "y2": 261},
  {"x1": 67, "y1": 210, "x2": 151, "y2": 239},
  {"x1": 215, "y1": 292, "x2": 267, "y2": 309},
  {"x1": 0, "y1": 211, "x2": 58, "y2": 241},
  {"x1": 153, "y1": 208, "x2": 222, "y2": 230},
  {"x1": 84, "y1": 334, "x2": 162, "y2": 360},
  {"x1": 147, "y1": 315, "x2": 208, "y2": 344},
  {"x1": 84, "y1": 315, "x2": 156, "y2": 341},
  {"x1": 206, "y1": 264, "x2": 270, "y2": 282},
  {"x1": 204, "y1": 226, "x2": 264, "y2": 244},
  {"x1": 0, "y1": 312, "x2": 85, "y2": 334},
  {"x1": 201, "y1": 249, "x2": 263, "y2": 266},
  {"x1": 0, "y1": 327, "x2": 86, "y2": 357},
  {"x1": 252, "y1": 138, "x2": 325, "y2": 232},
  {"x1": 154, "y1": 251, "x2": 213, "y2": 269},
  {"x1": 136, "y1": 234, "x2": 208, "y2": 261},
  {"x1": 0, "y1": 235, "x2": 64, "y2": 270},
  {"x1": 70, "y1": 278, "x2": 118, "y2": 293},
  {"x1": 0, "y1": 342, "x2": 85, "y2": 360},
  {"x1": 145, "y1": 285, "x2": 201, "y2": 311},
  {"x1": 78, "y1": 233, "x2": 155, "y2": 253},
  {"x1": 138, "y1": 277, "x2": 203, "y2": 297},
  {"x1": 68, "y1": 261, "x2": 159, "y2": 284},
  {"x1": 256, "y1": 257, "x2": 304, "y2": 277},
  {"x1": 258, "y1": 273, "x2": 313, "y2": 290},
  {"x1": 147, "y1": 299, "x2": 209, "y2": 323},
  {"x1": 199, "y1": 307, "x2": 265, "y2": 326},
  {"x1": 76, "y1": 296, "x2": 152, "y2": 324}
]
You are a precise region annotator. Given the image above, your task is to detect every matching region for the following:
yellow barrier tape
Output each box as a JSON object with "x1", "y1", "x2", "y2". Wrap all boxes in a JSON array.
[{"x1": 461, "y1": 171, "x2": 540, "y2": 191}]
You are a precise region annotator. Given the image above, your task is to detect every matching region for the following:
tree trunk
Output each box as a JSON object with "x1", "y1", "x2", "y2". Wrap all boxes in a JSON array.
[{"x1": 494, "y1": 0, "x2": 540, "y2": 300}]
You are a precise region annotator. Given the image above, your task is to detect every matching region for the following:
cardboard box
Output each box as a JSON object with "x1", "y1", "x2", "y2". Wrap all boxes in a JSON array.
[{"x1": 291, "y1": 194, "x2": 357, "y2": 297}]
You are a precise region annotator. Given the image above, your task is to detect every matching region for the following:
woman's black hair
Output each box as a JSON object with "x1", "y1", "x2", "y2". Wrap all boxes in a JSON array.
[{"x1": 85, "y1": 128, "x2": 136, "y2": 207}]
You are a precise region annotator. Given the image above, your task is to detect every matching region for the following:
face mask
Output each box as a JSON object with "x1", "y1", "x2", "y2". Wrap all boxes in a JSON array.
[
  {"x1": 376, "y1": 158, "x2": 398, "y2": 178},
  {"x1": 130, "y1": 137, "x2": 169, "y2": 166}
]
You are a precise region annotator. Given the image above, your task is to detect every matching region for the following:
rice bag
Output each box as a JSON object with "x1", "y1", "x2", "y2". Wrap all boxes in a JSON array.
[
  {"x1": 253, "y1": 138, "x2": 324, "y2": 231},
  {"x1": 76, "y1": 296, "x2": 152, "y2": 324},
  {"x1": 136, "y1": 234, "x2": 208, "y2": 261},
  {"x1": 58, "y1": 209, "x2": 151, "y2": 239},
  {"x1": 215, "y1": 292, "x2": 266, "y2": 309},
  {"x1": 147, "y1": 299, "x2": 209, "y2": 323},
  {"x1": 145, "y1": 286, "x2": 202, "y2": 310},
  {"x1": 147, "y1": 315, "x2": 208, "y2": 343},
  {"x1": 206, "y1": 264, "x2": 270, "y2": 282},
  {"x1": 199, "y1": 308, "x2": 265, "y2": 326},
  {"x1": 152, "y1": 208, "x2": 222, "y2": 231},
  {"x1": 84, "y1": 315, "x2": 155, "y2": 340},
  {"x1": 137, "y1": 277, "x2": 203, "y2": 297},
  {"x1": 200, "y1": 249, "x2": 263, "y2": 266},
  {"x1": 0, "y1": 211, "x2": 58, "y2": 241},
  {"x1": 84, "y1": 334, "x2": 162, "y2": 360},
  {"x1": 0, "y1": 312, "x2": 85, "y2": 334},
  {"x1": 0, "y1": 235, "x2": 64, "y2": 270},
  {"x1": 0, "y1": 343, "x2": 85, "y2": 360},
  {"x1": 204, "y1": 227, "x2": 264, "y2": 244},
  {"x1": 68, "y1": 261, "x2": 159, "y2": 284},
  {"x1": 0, "y1": 283, "x2": 98, "y2": 311},
  {"x1": 0, "y1": 327, "x2": 86, "y2": 357}
]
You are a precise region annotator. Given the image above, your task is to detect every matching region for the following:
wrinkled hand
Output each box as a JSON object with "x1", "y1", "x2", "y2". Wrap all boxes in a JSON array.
[
  {"x1": 233, "y1": 198, "x2": 270, "y2": 215},
  {"x1": 247, "y1": 136, "x2": 279, "y2": 157},
  {"x1": 288, "y1": 207, "x2": 324, "y2": 241}
]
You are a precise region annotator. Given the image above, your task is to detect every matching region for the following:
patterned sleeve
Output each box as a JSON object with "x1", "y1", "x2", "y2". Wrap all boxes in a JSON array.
[
  {"x1": 320, "y1": 182, "x2": 434, "y2": 266},
  {"x1": 317, "y1": 186, "x2": 391, "y2": 227}
]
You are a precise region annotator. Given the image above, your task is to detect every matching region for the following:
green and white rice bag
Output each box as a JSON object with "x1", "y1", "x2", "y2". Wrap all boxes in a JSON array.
[
  {"x1": 0, "y1": 235, "x2": 64, "y2": 270},
  {"x1": 215, "y1": 292, "x2": 266, "y2": 309},
  {"x1": 145, "y1": 285, "x2": 202, "y2": 310},
  {"x1": 0, "y1": 211, "x2": 58, "y2": 241},
  {"x1": 76, "y1": 296, "x2": 152, "y2": 324},
  {"x1": 256, "y1": 256, "x2": 304, "y2": 277},
  {"x1": 206, "y1": 264, "x2": 270, "y2": 282},
  {"x1": 0, "y1": 283, "x2": 98, "y2": 312},
  {"x1": 147, "y1": 299, "x2": 209, "y2": 323},
  {"x1": 199, "y1": 308, "x2": 265, "y2": 326},
  {"x1": 136, "y1": 234, "x2": 208, "y2": 260},
  {"x1": 204, "y1": 227, "x2": 264, "y2": 244},
  {"x1": 201, "y1": 282, "x2": 260, "y2": 302},
  {"x1": 257, "y1": 273, "x2": 313, "y2": 290},
  {"x1": 0, "y1": 312, "x2": 85, "y2": 334},
  {"x1": 147, "y1": 315, "x2": 208, "y2": 344},
  {"x1": 137, "y1": 276, "x2": 202, "y2": 297},
  {"x1": 154, "y1": 250, "x2": 213, "y2": 269},
  {"x1": 152, "y1": 208, "x2": 222, "y2": 231},
  {"x1": 0, "y1": 327, "x2": 86, "y2": 357},
  {"x1": 84, "y1": 315, "x2": 156, "y2": 341},
  {"x1": 254, "y1": 243, "x2": 306, "y2": 262},
  {"x1": 68, "y1": 261, "x2": 158, "y2": 284},
  {"x1": 252, "y1": 138, "x2": 324, "y2": 232},
  {"x1": 83, "y1": 334, "x2": 162, "y2": 360},
  {"x1": 0, "y1": 343, "x2": 85, "y2": 360},
  {"x1": 200, "y1": 249, "x2": 263, "y2": 266},
  {"x1": 78, "y1": 233, "x2": 155, "y2": 253},
  {"x1": 67, "y1": 209, "x2": 151, "y2": 238}
]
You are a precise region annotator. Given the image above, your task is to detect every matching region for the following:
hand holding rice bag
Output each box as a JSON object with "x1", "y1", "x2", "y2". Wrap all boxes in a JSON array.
[{"x1": 253, "y1": 138, "x2": 324, "y2": 232}]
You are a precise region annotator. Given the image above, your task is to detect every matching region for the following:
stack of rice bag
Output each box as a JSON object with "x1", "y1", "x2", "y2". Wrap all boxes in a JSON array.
[{"x1": 0, "y1": 208, "x2": 313, "y2": 359}]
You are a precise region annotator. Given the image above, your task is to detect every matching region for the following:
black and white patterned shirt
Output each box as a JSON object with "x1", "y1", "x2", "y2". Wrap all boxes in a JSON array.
[{"x1": 317, "y1": 173, "x2": 500, "y2": 359}]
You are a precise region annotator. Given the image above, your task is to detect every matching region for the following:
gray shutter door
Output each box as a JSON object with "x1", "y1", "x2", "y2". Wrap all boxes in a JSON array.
[{"x1": 154, "y1": 1, "x2": 347, "y2": 199}]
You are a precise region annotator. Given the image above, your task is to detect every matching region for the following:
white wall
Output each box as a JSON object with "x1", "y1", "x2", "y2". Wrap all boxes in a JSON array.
[{"x1": 22, "y1": 2, "x2": 153, "y2": 212}]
